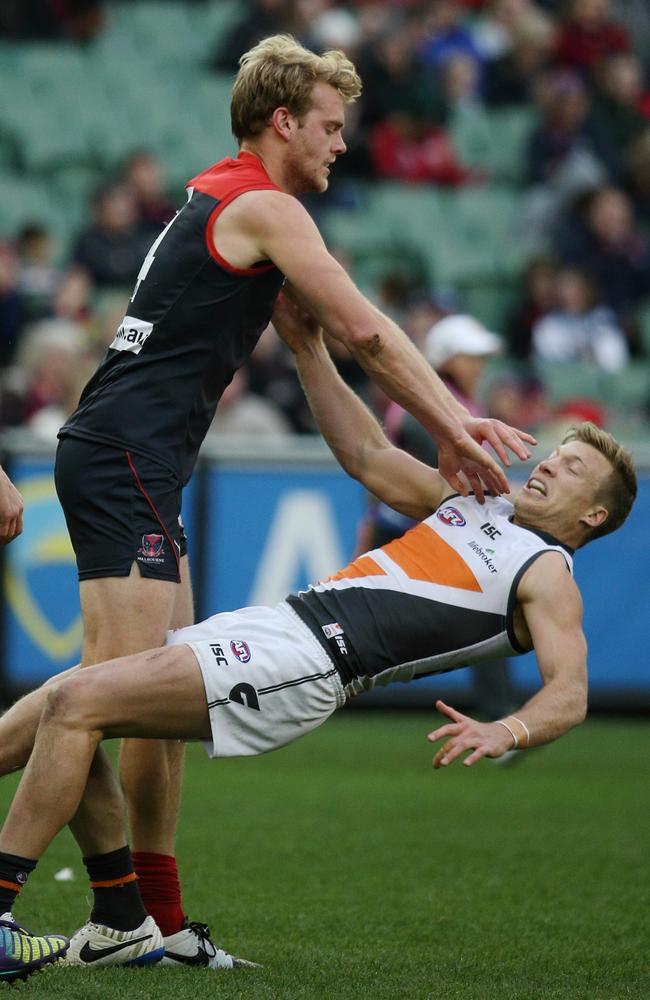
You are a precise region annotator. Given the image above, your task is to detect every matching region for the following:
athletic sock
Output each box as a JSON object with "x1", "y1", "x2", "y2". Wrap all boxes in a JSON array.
[
  {"x1": 83, "y1": 845, "x2": 148, "y2": 931},
  {"x1": 132, "y1": 852, "x2": 184, "y2": 937},
  {"x1": 0, "y1": 852, "x2": 37, "y2": 915}
]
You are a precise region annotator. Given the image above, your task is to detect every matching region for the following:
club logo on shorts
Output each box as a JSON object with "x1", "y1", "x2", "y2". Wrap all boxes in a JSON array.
[
  {"x1": 137, "y1": 533, "x2": 166, "y2": 565},
  {"x1": 437, "y1": 506, "x2": 466, "y2": 527},
  {"x1": 230, "y1": 640, "x2": 251, "y2": 663}
]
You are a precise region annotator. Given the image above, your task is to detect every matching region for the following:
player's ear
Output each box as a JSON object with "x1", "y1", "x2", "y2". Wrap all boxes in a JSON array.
[
  {"x1": 581, "y1": 504, "x2": 608, "y2": 530},
  {"x1": 271, "y1": 107, "x2": 295, "y2": 142}
]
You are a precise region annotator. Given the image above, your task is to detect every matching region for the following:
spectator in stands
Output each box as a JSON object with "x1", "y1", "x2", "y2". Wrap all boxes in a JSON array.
[
  {"x1": 418, "y1": 0, "x2": 482, "y2": 75},
  {"x1": 590, "y1": 53, "x2": 650, "y2": 178},
  {"x1": 358, "y1": 19, "x2": 444, "y2": 130},
  {"x1": 440, "y1": 52, "x2": 495, "y2": 174},
  {"x1": 484, "y1": 13, "x2": 557, "y2": 106},
  {"x1": 554, "y1": 0, "x2": 630, "y2": 81},
  {"x1": 625, "y1": 130, "x2": 650, "y2": 229},
  {"x1": 0, "y1": 319, "x2": 90, "y2": 436},
  {"x1": 122, "y1": 151, "x2": 177, "y2": 237},
  {"x1": 72, "y1": 184, "x2": 152, "y2": 290},
  {"x1": 532, "y1": 265, "x2": 629, "y2": 371},
  {"x1": 0, "y1": 243, "x2": 26, "y2": 369},
  {"x1": 0, "y1": 0, "x2": 103, "y2": 41},
  {"x1": 209, "y1": 367, "x2": 292, "y2": 438},
  {"x1": 559, "y1": 186, "x2": 650, "y2": 343},
  {"x1": 525, "y1": 69, "x2": 607, "y2": 185},
  {"x1": 209, "y1": 0, "x2": 289, "y2": 73},
  {"x1": 506, "y1": 257, "x2": 559, "y2": 360},
  {"x1": 472, "y1": 0, "x2": 555, "y2": 64},
  {"x1": 15, "y1": 224, "x2": 60, "y2": 323}
]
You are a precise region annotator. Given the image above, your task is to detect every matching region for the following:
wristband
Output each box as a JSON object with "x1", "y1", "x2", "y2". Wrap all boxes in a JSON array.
[
  {"x1": 495, "y1": 719, "x2": 518, "y2": 749},
  {"x1": 509, "y1": 714, "x2": 530, "y2": 747}
]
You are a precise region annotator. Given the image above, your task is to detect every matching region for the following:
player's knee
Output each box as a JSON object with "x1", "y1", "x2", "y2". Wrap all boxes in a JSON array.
[{"x1": 41, "y1": 675, "x2": 100, "y2": 734}]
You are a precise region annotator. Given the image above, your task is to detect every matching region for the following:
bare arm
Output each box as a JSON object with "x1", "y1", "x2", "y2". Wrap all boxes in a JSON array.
[
  {"x1": 427, "y1": 553, "x2": 588, "y2": 767},
  {"x1": 272, "y1": 294, "x2": 450, "y2": 519},
  {"x1": 0, "y1": 466, "x2": 23, "y2": 545},
  {"x1": 218, "y1": 190, "x2": 535, "y2": 498}
]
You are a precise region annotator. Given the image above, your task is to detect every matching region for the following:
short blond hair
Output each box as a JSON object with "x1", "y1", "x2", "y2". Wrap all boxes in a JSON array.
[
  {"x1": 231, "y1": 34, "x2": 362, "y2": 142},
  {"x1": 562, "y1": 422, "x2": 637, "y2": 541}
]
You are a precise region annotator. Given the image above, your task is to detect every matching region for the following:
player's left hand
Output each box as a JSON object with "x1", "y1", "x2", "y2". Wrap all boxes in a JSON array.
[{"x1": 427, "y1": 699, "x2": 515, "y2": 768}]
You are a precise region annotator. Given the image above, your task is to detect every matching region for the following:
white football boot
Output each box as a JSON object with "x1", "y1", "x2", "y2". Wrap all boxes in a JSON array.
[
  {"x1": 161, "y1": 921, "x2": 260, "y2": 969},
  {"x1": 63, "y1": 914, "x2": 164, "y2": 967}
]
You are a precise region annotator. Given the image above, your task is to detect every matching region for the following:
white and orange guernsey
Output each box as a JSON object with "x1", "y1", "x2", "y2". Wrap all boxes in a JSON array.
[{"x1": 287, "y1": 494, "x2": 573, "y2": 697}]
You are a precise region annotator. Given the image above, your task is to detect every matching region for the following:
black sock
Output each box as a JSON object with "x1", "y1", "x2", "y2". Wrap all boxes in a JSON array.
[
  {"x1": 83, "y1": 845, "x2": 148, "y2": 932},
  {"x1": 0, "y1": 852, "x2": 37, "y2": 915}
]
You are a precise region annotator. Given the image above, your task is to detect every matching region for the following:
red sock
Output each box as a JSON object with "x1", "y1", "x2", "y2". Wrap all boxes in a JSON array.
[{"x1": 132, "y1": 852, "x2": 185, "y2": 937}]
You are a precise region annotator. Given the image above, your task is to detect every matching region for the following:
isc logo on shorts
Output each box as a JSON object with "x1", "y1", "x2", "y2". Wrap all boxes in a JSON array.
[{"x1": 230, "y1": 640, "x2": 251, "y2": 663}]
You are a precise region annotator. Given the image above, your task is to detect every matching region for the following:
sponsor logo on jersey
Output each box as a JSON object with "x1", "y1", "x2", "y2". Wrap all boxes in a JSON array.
[
  {"x1": 437, "y1": 506, "x2": 466, "y2": 527},
  {"x1": 138, "y1": 533, "x2": 164, "y2": 559},
  {"x1": 322, "y1": 622, "x2": 344, "y2": 639},
  {"x1": 467, "y1": 540, "x2": 498, "y2": 574},
  {"x1": 230, "y1": 640, "x2": 251, "y2": 663},
  {"x1": 110, "y1": 315, "x2": 154, "y2": 355}
]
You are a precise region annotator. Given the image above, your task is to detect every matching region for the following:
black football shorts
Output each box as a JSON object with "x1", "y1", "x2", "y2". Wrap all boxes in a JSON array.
[{"x1": 55, "y1": 435, "x2": 188, "y2": 583}]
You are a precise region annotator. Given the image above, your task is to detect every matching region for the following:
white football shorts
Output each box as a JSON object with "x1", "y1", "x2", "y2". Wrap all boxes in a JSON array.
[{"x1": 166, "y1": 601, "x2": 346, "y2": 758}]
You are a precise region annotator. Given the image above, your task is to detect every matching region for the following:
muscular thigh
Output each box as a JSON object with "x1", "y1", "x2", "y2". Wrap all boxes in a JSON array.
[{"x1": 60, "y1": 645, "x2": 211, "y2": 741}]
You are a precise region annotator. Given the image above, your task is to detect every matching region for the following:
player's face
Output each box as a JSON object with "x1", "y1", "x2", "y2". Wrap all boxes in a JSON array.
[
  {"x1": 514, "y1": 441, "x2": 611, "y2": 540},
  {"x1": 285, "y1": 82, "x2": 347, "y2": 194}
]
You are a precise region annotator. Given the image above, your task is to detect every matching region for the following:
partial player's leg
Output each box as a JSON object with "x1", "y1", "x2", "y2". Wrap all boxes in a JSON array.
[
  {"x1": 0, "y1": 643, "x2": 210, "y2": 975},
  {"x1": 120, "y1": 554, "x2": 194, "y2": 855},
  {"x1": 0, "y1": 663, "x2": 82, "y2": 776}
]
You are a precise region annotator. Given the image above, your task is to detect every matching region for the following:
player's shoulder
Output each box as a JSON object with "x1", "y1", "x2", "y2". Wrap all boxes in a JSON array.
[{"x1": 517, "y1": 549, "x2": 581, "y2": 607}]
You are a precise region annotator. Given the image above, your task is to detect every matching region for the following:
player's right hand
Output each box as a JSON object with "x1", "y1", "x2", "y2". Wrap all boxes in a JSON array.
[{"x1": 0, "y1": 467, "x2": 23, "y2": 545}]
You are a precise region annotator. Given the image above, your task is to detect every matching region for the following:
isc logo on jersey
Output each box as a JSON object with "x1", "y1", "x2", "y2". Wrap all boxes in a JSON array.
[
  {"x1": 110, "y1": 316, "x2": 154, "y2": 355},
  {"x1": 437, "y1": 506, "x2": 466, "y2": 527}
]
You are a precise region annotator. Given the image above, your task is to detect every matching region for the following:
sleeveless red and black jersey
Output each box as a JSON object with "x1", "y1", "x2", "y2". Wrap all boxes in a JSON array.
[{"x1": 60, "y1": 151, "x2": 285, "y2": 484}]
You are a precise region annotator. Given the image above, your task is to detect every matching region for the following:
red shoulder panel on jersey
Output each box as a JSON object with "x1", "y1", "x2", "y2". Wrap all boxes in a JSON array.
[{"x1": 188, "y1": 151, "x2": 282, "y2": 276}]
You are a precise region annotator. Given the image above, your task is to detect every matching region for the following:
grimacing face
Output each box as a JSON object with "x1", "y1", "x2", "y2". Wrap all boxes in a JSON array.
[
  {"x1": 513, "y1": 440, "x2": 612, "y2": 542},
  {"x1": 284, "y1": 82, "x2": 347, "y2": 194}
]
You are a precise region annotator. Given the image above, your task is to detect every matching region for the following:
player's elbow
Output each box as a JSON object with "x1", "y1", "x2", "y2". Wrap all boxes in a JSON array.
[{"x1": 567, "y1": 681, "x2": 588, "y2": 728}]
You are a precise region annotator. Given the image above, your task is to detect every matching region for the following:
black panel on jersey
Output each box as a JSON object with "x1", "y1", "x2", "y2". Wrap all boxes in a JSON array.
[
  {"x1": 60, "y1": 190, "x2": 284, "y2": 484},
  {"x1": 287, "y1": 589, "x2": 506, "y2": 684}
]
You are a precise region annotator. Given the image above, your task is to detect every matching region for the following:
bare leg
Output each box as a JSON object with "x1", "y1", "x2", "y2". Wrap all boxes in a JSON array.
[
  {"x1": 0, "y1": 645, "x2": 209, "y2": 860},
  {"x1": 119, "y1": 557, "x2": 195, "y2": 855},
  {"x1": 0, "y1": 663, "x2": 82, "y2": 775},
  {"x1": 67, "y1": 561, "x2": 186, "y2": 856}
]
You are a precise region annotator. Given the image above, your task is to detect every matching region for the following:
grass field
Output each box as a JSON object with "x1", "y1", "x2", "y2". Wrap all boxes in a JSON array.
[{"x1": 1, "y1": 711, "x2": 647, "y2": 999}]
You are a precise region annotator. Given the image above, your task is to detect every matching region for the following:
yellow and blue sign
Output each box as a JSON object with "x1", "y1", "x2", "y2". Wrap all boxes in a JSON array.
[{"x1": 3, "y1": 458, "x2": 81, "y2": 686}]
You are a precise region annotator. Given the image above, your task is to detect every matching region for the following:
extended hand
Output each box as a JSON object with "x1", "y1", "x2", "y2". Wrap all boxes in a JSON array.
[
  {"x1": 438, "y1": 419, "x2": 536, "y2": 502},
  {"x1": 427, "y1": 700, "x2": 515, "y2": 768},
  {"x1": 272, "y1": 290, "x2": 322, "y2": 354},
  {"x1": 0, "y1": 468, "x2": 23, "y2": 545}
]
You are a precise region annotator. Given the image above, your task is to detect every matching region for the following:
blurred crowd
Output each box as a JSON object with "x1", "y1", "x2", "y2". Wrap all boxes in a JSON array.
[{"x1": 1, "y1": 0, "x2": 650, "y2": 445}]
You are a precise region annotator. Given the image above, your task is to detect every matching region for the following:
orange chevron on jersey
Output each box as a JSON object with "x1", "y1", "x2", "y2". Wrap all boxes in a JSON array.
[
  {"x1": 326, "y1": 554, "x2": 386, "y2": 582},
  {"x1": 382, "y1": 522, "x2": 482, "y2": 592}
]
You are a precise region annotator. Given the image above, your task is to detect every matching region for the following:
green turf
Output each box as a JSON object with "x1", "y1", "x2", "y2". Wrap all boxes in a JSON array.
[{"x1": 0, "y1": 712, "x2": 647, "y2": 998}]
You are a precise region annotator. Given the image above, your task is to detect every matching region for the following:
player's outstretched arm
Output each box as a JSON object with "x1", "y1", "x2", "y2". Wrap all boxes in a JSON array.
[
  {"x1": 427, "y1": 554, "x2": 588, "y2": 768},
  {"x1": 0, "y1": 466, "x2": 23, "y2": 545},
  {"x1": 243, "y1": 191, "x2": 535, "y2": 499},
  {"x1": 272, "y1": 293, "x2": 450, "y2": 520}
]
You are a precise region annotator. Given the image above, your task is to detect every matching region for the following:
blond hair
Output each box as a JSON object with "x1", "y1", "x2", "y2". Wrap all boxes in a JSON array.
[
  {"x1": 231, "y1": 34, "x2": 362, "y2": 142},
  {"x1": 562, "y1": 422, "x2": 637, "y2": 541}
]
